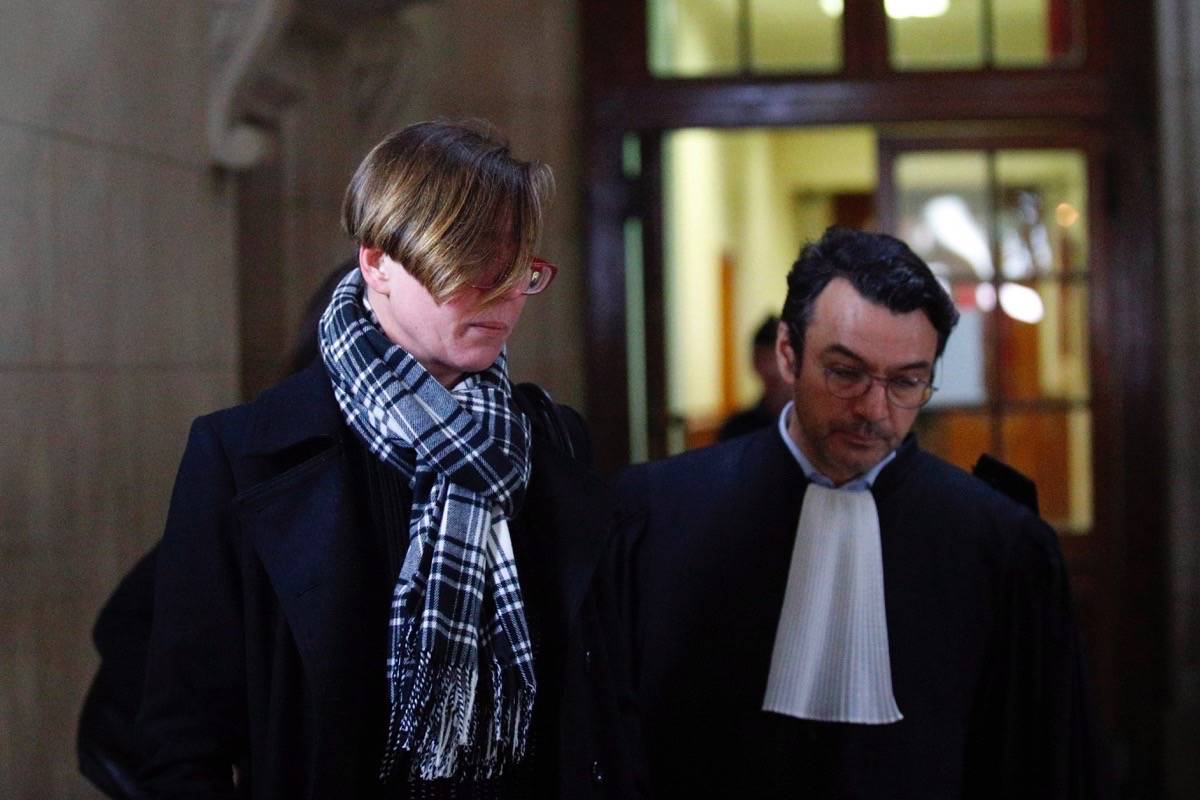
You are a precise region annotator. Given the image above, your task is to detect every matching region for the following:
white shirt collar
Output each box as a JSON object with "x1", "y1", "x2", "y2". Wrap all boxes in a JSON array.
[{"x1": 776, "y1": 401, "x2": 895, "y2": 492}]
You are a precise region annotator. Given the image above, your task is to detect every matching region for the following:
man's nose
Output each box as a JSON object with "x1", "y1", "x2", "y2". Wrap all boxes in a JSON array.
[{"x1": 852, "y1": 379, "x2": 890, "y2": 420}]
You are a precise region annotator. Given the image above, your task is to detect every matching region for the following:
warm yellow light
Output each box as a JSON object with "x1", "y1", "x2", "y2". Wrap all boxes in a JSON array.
[
  {"x1": 1055, "y1": 202, "x2": 1080, "y2": 227},
  {"x1": 820, "y1": 0, "x2": 950, "y2": 19}
]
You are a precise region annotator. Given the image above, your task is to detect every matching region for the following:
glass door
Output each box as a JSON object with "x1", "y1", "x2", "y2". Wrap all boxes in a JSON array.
[
  {"x1": 881, "y1": 142, "x2": 1094, "y2": 534},
  {"x1": 877, "y1": 133, "x2": 1111, "y2": 712}
]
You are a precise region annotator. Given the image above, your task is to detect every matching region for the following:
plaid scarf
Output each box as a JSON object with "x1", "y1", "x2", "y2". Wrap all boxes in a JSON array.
[{"x1": 317, "y1": 269, "x2": 536, "y2": 781}]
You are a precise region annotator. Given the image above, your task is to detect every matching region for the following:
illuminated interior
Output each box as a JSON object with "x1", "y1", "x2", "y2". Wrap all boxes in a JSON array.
[
  {"x1": 648, "y1": 0, "x2": 1083, "y2": 75},
  {"x1": 657, "y1": 128, "x2": 1093, "y2": 533}
]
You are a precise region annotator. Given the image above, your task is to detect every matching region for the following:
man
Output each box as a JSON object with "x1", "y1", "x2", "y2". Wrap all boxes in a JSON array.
[
  {"x1": 716, "y1": 314, "x2": 791, "y2": 442},
  {"x1": 618, "y1": 227, "x2": 1102, "y2": 798}
]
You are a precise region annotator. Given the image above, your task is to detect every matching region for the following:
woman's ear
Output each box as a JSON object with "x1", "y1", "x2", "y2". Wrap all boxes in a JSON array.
[{"x1": 359, "y1": 246, "x2": 392, "y2": 295}]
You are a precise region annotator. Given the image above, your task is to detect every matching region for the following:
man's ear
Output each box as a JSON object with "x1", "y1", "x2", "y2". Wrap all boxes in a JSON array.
[
  {"x1": 775, "y1": 320, "x2": 798, "y2": 386},
  {"x1": 359, "y1": 246, "x2": 392, "y2": 294}
]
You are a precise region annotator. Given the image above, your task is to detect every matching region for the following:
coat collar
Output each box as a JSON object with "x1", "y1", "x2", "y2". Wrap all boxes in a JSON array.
[
  {"x1": 235, "y1": 360, "x2": 613, "y2": 692},
  {"x1": 243, "y1": 359, "x2": 345, "y2": 457}
]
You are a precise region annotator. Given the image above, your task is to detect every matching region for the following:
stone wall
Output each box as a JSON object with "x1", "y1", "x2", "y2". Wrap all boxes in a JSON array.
[{"x1": 0, "y1": 2, "x2": 239, "y2": 797}]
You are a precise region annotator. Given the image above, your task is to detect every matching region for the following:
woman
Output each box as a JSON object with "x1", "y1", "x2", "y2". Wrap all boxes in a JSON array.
[{"x1": 138, "y1": 121, "x2": 643, "y2": 798}]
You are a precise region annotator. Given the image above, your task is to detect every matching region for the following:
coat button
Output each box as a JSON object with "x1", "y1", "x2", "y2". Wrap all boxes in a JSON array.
[
  {"x1": 584, "y1": 648, "x2": 594, "y2": 669},
  {"x1": 591, "y1": 759, "x2": 606, "y2": 784}
]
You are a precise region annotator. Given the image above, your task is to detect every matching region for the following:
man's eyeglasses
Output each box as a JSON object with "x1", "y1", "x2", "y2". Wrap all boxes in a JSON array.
[
  {"x1": 471, "y1": 257, "x2": 559, "y2": 296},
  {"x1": 822, "y1": 365, "x2": 936, "y2": 409}
]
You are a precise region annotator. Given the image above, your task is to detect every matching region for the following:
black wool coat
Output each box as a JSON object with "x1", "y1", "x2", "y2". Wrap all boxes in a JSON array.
[{"x1": 137, "y1": 361, "x2": 646, "y2": 799}]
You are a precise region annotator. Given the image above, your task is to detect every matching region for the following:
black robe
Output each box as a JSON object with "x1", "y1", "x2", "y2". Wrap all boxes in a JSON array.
[{"x1": 616, "y1": 428, "x2": 1106, "y2": 799}]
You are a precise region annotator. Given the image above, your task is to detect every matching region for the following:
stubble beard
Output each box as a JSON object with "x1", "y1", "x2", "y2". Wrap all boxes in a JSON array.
[{"x1": 820, "y1": 420, "x2": 897, "y2": 480}]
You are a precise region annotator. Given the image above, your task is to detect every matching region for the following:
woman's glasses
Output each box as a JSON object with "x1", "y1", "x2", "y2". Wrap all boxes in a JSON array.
[{"x1": 471, "y1": 257, "x2": 558, "y2": 296}]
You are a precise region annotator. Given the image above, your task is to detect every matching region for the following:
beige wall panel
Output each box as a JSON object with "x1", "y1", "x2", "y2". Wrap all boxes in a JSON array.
[
  {"x1": 1, "y1": 595, "x2": 104, "y2": 799},
  {"x1": 0, "y1": 123, "x2": 48, "y2": 363},
  {"x1": 399, "y1": 0, "x2": 579, "y2": 111},
  {"x1": 279, "y1": 75, "x2": 366, "y2": 208},
  {"x1": 0, "y1": 367, "x2": 235, "y2": 799},
  {"x1": 9, "y1": 136, "x2": 237, "y2": 368},
  {"x1": 0, "y1": 3, "x2": 237, "y2": 798},
  {"x1": 0, "y1": 0, "x2": 208, "y2": 166},
  {"x1": 0, "y1": 368, "x2": 236, "y2": 575},
  {"x1": 1, "y1": 136, "x2": 237, "y2": 371}
]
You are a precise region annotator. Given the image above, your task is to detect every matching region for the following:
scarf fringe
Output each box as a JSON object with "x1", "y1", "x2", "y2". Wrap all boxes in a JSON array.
[{"x1": 380, "y1": 648, "x2": 536, "y2": 781}]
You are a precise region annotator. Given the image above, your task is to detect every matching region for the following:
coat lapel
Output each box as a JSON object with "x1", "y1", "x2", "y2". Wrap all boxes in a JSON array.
[
  {"x1": 511, "y1": 432, "x2": 615, "y2": 638},
  {"x1": 232, "y1": 362, "x2": 385, "y2": 729}
]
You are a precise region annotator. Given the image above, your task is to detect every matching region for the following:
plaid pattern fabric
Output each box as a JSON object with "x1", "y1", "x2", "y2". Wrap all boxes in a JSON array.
[{"x1": 318, "y1": 269, "x2": 536, "y2": 780}]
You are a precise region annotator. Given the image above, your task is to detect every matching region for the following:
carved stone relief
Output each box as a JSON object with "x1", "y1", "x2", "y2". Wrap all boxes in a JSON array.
[{"x1": 208, "y1": 0, "x2": 421, "y2": 169}]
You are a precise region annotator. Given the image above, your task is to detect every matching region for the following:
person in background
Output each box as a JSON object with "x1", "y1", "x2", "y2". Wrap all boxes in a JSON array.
[
  {"x1": 285, "y1": 259, "x2": 357, "y2": 375},
  {"x1": 717, "y1": 314, "x2": 792, "y2": 442},
  {"x1": 618, "y1": 226, "x2": 1105, "y2": 798},
  {"x1": 136, "y1": 120, "x2": 644, "y2": 799}
]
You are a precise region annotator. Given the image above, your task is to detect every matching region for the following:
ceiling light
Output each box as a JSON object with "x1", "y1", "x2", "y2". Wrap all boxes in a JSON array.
[
  {"x1": 819, "y1": 0, "x2": 843, "y2": 17},
  {"x1": 999, "y1": 282, "x2": 1045, "y2": 324},
  {"x1": 885, "y1": 0, "x2": 951, "y2": 19},
  {"x1": 1055, "y1": 202, "x2": 1080, "y2": 227},
  {"x1": 820, "y1": 0, "x2": 950, "y2": 19},
  {"x1": 923, "y1": 195, "x2": 994, "y2": 280}
]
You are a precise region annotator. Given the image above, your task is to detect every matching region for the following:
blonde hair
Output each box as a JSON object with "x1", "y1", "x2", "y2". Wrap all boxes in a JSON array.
[{"x1": 343, "y1": 120, "x2": 554, "y2": 304}]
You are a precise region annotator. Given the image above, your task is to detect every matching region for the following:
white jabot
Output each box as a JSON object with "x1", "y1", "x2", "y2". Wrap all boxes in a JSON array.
[{"x1": 762, "y1": 403, "x2": 903, "y2": 724}]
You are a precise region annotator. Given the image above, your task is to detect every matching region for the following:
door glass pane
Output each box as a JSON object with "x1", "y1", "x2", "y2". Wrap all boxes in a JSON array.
[
  {"x1": 889, "y1": 0, "x2": 985, "y2": 70},
  {"x1": 663, "y1": 126, "x2": 878, "y2": 452},
  {"x1": 993, "y1": 0, "x2": 1085, "y2": 67},
  {"x1": 891, "y1": 144, "x2": 1093, "y2": 538},
  {"x1": 996, "y1": 280, "x2": 1089, "y2": 402},
  {"x1": 1001, "y1": 409, "x2": 1093, "y2": 532},
  {"x1": 913, "y1": 409, "x2": 993, "y2": 473},
  {"x1": 625, "y1": 217, "x2": 650, "y2": 464},
  {"x1": 750, "y1": 0, "x2": 841, "y2": 73},
  {"x1": 649, "y1": 0, "x2": 741, "y2": 77},
  {"x1": 894, "y1": 151, "x2": 993, "y2": 282},
  {"x1": 928, "y1": 288, "x2": 991, "y2": 407},
  {"x1": 890, "y1": 0, "x2": 1085, "y2": 69},
  {"x1": 995, "y1": 150, "x2": 1088, "y2": 277},
  {"x1": 648, "y1": 0, "x2": 1085, "y2": 75}
]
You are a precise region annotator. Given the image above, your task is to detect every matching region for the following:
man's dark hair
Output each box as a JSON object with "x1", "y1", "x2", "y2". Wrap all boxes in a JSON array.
[
  {"x1": 752, "y1": 314, "x2": 779, "y2": 351},
  {"x1": 781, "y1": 227, "x2": 959, "y2": 367}
]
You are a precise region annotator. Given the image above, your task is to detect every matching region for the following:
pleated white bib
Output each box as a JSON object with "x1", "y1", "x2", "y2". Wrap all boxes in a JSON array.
[{"x1": 762, "y1": 483, "x2": 903, "y2": 724}]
